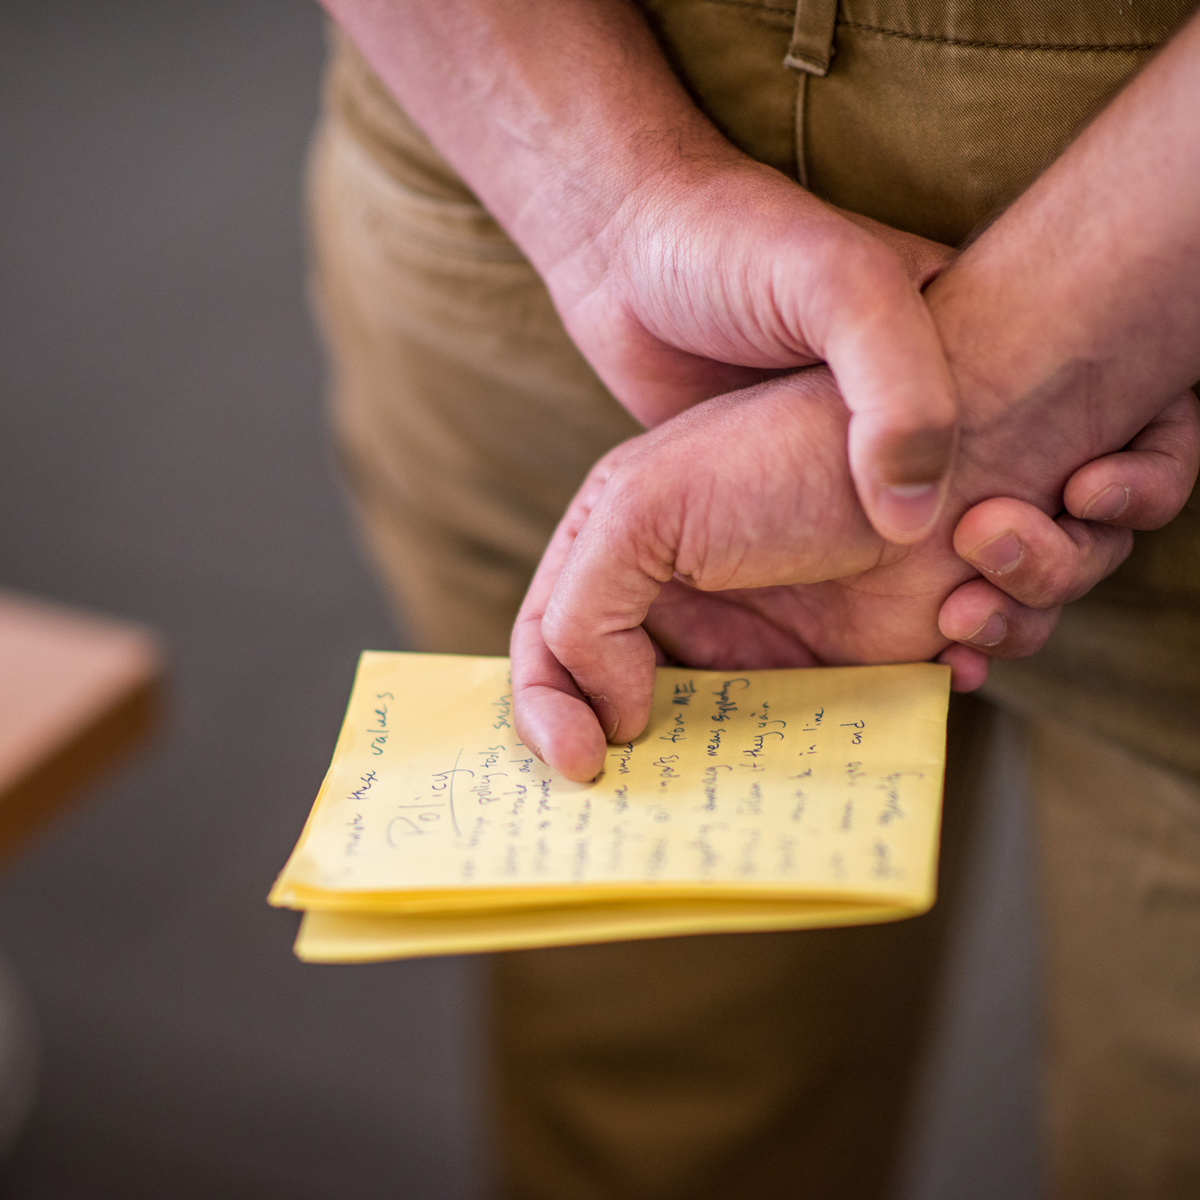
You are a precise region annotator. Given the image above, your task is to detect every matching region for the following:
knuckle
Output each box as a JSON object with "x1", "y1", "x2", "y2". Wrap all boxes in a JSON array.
[
  {"x1": 994, "y1": 607, "x2": 1060, "y2": 659},
  {"x1": 837, "y1": 230, "x2": 907, "y2": 288},
  {"x1": 1017, "y1": 620, "x2": 1057, "y2": 657},
  {"x1": 539, "y1": 602, "x2": 594, "y2": 667},
  {"x1": 1101, "y1": 528, "x2": 1134, "y2": 573},
  {"x1": 1136, "y1": 467, "x2": 1193, "y2": 528},
  {"x1": 1021, "y1": 561, "x2": 1074, "y2": 609}
]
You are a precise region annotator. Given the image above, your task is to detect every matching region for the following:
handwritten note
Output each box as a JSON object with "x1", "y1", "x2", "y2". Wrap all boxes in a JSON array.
[{"x1": 270, "y1": 653, "x2": 950, "y2": 961}]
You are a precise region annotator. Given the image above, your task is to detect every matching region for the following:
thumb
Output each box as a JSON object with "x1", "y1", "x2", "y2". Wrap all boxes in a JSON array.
[
  {"x1": 511, "y1": 451, "x2": 666, "y2": 782},
  {"x1": 817, "y1": 239, "x2": 959, "y2": 543}
]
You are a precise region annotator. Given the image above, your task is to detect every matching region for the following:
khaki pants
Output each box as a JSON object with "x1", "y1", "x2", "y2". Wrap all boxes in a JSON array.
[
  {"x1": 1029, "y1": 719, "x2": 1200, "y2": 1199},
  {"x1": 307, "y1": 32, "x2": 1200, "y2": 1200}
]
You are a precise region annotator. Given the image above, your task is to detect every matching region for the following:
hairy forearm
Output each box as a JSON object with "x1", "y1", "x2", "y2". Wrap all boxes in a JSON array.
[
  {"x1": 931, "y1": 9, "x2": 1200, "y2": 508},
  {"x1": 319, "y1": 0, "x2": 735, "y2": 277}
]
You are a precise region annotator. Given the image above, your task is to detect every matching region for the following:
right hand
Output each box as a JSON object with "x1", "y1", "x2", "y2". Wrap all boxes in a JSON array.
[
  {"x1": 938, "y1": 390, "x2": 1200, "y2": 687},
  {"x1": 510, "y1": 369, "x2": 885, "y2": 778}
]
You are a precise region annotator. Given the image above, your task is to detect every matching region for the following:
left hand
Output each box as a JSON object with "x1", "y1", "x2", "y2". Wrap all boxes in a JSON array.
[{"x1": 511, "y1": 376, "x2": 1199, "y2": 780}]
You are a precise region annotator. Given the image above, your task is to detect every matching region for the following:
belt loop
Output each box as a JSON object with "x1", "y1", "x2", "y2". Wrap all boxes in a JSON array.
[
  {"x1": 784, "y1": 0, "x2": 838, "y2": 186},
  {"x1": 784, "y1": 0, "x2": 839, "y2": 77}
]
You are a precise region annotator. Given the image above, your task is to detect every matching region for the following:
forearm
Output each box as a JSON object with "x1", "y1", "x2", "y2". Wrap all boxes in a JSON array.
[
  {"x1": 930, "y1": 8, "x2": 1200, "y2": 508},
  {"x1": 320, "y1": 0, "x2": 735, "y2": 277}
]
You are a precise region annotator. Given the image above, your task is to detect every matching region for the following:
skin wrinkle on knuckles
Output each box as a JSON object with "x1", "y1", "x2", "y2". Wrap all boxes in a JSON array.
[{"x1": 1026, "y1": 523, "x2": 1130, "y2": 608}]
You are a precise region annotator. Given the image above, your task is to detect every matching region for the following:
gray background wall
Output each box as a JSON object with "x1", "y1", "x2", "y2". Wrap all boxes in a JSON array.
[{"x1": 0, "y1": 3, "x2": 1038, "y2": 1196}]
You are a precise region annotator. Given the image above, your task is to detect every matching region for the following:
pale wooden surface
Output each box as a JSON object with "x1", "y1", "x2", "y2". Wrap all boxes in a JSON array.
[{"x1": 0, "y1": 590, "x2": 163, "y2": 864}]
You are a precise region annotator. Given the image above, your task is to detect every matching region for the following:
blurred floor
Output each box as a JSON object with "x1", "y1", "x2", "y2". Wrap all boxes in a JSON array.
[{"x1": 0, "y1": 2, "x2": 1038, "y2": 1197}]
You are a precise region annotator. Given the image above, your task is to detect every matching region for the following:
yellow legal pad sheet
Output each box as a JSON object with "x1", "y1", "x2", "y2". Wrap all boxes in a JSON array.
[{"x1": 270, "y1": 653, "x2": 951, "y2": 961}]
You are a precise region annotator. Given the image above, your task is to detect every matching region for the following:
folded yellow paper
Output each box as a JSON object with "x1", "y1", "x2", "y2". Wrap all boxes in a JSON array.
[{"x1": 270, "y1": 653, "x2": 951, "y2": 961}]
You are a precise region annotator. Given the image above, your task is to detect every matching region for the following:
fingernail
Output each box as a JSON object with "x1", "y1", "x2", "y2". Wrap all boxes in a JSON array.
[
  {"x1": 1081, "y1": 483, "x2": 1129, "y2": 522},
  {"x1": 586, "y1": 694, "x2": 620, "y2": 741},
  {"x1": 967, "y1": 532, "x2": 1023, "y2": 576},
  {"x1": 877, "y1": 483, "x2": 941, "y2": 537},
  {"x1": 965, "y1": 613, "x2": 1006, "y2": 647}
]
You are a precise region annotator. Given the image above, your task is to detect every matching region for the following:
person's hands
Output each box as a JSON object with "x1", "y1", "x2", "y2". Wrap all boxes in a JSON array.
[
  {"x1": 337, "y1": 2, "x2": 1200, "y2": 778},
  {"x1": 510, "y1": 370, "x2": 883, "y2": 778},
  {"x1": 544, "y1": 173, "x2": 961, "y2": 543},
  {"x1": 938, "y1": 391, "x2": 1200, "y2": 688},
  {"x1": 511, "y1": 375, "x2": 1200, "y2": 781},
  {"x1": 326, "y1": 0, "x2": 962, "y2": 544}
]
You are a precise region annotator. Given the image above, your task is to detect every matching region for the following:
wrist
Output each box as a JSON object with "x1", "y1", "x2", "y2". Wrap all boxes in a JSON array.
[
  {"x1": 527, "y1": 113, "x2": 746, "y2": 312},
  {"x1": 929, "y1": 268, "x2": 1132, "y2": 518},
  {"x1": 324, "y1": 0, "x2": 728, "y2": 279}
]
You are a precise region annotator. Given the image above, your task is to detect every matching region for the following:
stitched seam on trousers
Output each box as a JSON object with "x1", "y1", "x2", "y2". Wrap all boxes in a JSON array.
[
  {"x1": 838, "y1": 20, "x2": 1158, "y2": 52},
  {"x1": 697, "y1": 0, "x2": 795, "y2": 13}
]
